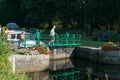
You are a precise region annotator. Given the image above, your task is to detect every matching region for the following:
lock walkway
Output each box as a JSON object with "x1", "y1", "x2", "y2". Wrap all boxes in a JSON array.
[{"x1": 23, "y1": 33, "x2": 81, "y2": 47}]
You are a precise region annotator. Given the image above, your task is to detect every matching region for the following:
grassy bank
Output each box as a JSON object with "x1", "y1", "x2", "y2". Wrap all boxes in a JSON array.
[
  {"x1": 0, "y1": 42, "x2": 27, "y2": 80},
  {"x1": 81, "y1": 37, "x2": 106, "y2": 47}
]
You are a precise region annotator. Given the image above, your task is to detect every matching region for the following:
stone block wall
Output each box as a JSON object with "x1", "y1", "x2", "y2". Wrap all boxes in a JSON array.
[
  {"x1": 9, "y1": 47, "x2": 75, "y2": 73},
  {"x1": 50, "y1": 47, "x2": 75, "y2": 60},
  {"x1": 9, "y1": 54, "x2": 49, "y2": 73},
  {"x1": 75, "y1": 46, "x2": 120, "y2": 64}
]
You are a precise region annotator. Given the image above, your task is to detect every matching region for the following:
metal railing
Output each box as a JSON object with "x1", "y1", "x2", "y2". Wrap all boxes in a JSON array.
[
  {"x1": 41, "y1": 33, "x2": 81, "y2": 47},
  {"x1": 49, "y1": 68, "x2": 80, "y2": 80},
  {"x1": 23, "y1": 33, "x2": 81, "y2": 47}
]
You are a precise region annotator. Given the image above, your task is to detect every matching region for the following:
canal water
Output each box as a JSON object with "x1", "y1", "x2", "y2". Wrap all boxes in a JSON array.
[{"x1": 26, "y1": 58, "x2": 120, "y2": 80}]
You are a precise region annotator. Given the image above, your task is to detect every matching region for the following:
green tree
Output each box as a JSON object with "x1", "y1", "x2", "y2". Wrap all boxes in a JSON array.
[{"x1": 0, "y1": 0, "x2": 22, "y2": 25}]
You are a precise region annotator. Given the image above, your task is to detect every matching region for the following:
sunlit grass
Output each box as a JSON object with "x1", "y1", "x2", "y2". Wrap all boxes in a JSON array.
[{"x1": 81, "y1": 37, "x2": 106, "y2": 47}]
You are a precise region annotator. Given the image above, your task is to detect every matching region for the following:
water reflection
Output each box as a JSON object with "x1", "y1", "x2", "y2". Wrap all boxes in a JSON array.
[
  {"x1": 26, "y1": 58, "x2": 120, "y2": 80},
  {"x1": 49, "y1": 59, "x2": 74, "y2": 71},
  {"x1": 49, "y1": 68, "x2": 80, "y2": 80},
  {"x1": 26, "y1": 71, "x2": 49, "y2": 80},
  {"x1": 71, "y1": 59, "x2": 120, "y2": 80}
]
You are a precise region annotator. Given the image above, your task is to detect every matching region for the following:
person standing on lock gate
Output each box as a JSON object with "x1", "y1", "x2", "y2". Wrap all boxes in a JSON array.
[
  {"x1": 35, "y1": 29, "x2": 40, "y2": 46},
  {"x1": 49, "y1": 26, "x2": 56, "y2": 44}
]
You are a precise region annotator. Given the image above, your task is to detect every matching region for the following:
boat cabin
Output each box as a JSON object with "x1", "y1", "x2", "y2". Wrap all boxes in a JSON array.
[{"x1": 5, "y1": 30, "x2": 25, "y2": 42}]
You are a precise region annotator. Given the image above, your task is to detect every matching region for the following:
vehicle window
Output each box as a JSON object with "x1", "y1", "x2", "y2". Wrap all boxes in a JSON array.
[
  {"x1": 17, "y1": 34, "x2": 20, "y2": 39},
  {"x1": 25, "y1": 34, "x2": 35, "y2": 40},
  {"x1": 11, "y1": 34, "x2": 15, "y2": 39}
]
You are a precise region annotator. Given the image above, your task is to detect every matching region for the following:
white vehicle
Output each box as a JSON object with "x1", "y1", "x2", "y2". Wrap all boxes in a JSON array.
[
  {"x1": 5, "y1": 30, "x2": 43, "y2": 47},
  {"x1": 5, "y1": 30, "x2": 25, "y2": 42},
  {"x1": 5, "y1": 30, "x2": 25, "y2": 48}
]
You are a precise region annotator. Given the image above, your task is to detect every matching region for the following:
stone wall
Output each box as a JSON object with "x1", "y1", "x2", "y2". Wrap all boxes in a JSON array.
[
  {"x1": 9, "y1": 47, "x2": 75, "y2": 73},
  {"x1": 75, "y1": 46, "x2": 120, "y2": 64},
  {"x1": 50, "y1": 47, "x2": 75, "y2": 60},
  {"x1": 9, "y1": 54, "x2": 49, "y2": 73},
  {"x1": 99, "y1": 50, "x2": 120, "y2": 64}
]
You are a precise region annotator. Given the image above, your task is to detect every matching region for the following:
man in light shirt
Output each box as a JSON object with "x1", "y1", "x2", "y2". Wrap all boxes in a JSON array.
[{"x1": 49, "y1": 26, "x2": 56, "y2": 44}]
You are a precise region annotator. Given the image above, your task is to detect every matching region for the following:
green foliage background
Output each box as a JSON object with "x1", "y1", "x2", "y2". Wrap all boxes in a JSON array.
[{"x1": 0, "y1": 0, "x2": 120, "y2": 31}]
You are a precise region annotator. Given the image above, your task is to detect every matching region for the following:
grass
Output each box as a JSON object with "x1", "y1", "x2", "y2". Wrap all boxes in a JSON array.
[
  {"x1": 81, "y1": 37, "x2": 106, "y2": 47},
  {"x1": 0, "y1": 42, "x2": 28, "y2": 80}
]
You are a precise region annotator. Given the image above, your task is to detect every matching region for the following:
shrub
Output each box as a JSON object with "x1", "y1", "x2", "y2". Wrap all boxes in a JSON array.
[
  {"x1": 92, "y1": 31, "x2": 120, "y2": 42},
  {"x1": 108, "y1": 33, "x2": 120, "y2": 43},
  {"x1": 0, "y1": 43, "x2": 12, "y2": 70},
  {"x1": 0, "y1": 42, "x2": 28, "y2": 80},
  {"x1": 101, "y1": 42, "x2": 119, "y2": 51}
]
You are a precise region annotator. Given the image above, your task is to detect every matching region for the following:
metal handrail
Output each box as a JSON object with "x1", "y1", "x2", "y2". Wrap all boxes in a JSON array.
[{"x1": 23, "y1": 33, "x2": 81, "y2": 47}]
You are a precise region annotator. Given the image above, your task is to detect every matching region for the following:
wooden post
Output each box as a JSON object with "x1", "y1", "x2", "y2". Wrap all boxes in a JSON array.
[{"x1": 12, "y1": 56, "x2": 16, "y2": 73}]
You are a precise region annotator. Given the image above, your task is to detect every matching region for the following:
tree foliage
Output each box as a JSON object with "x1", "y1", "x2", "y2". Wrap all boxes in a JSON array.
[{"x1": 0, "y1": 0, "x2": 120, "y2": 30}]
